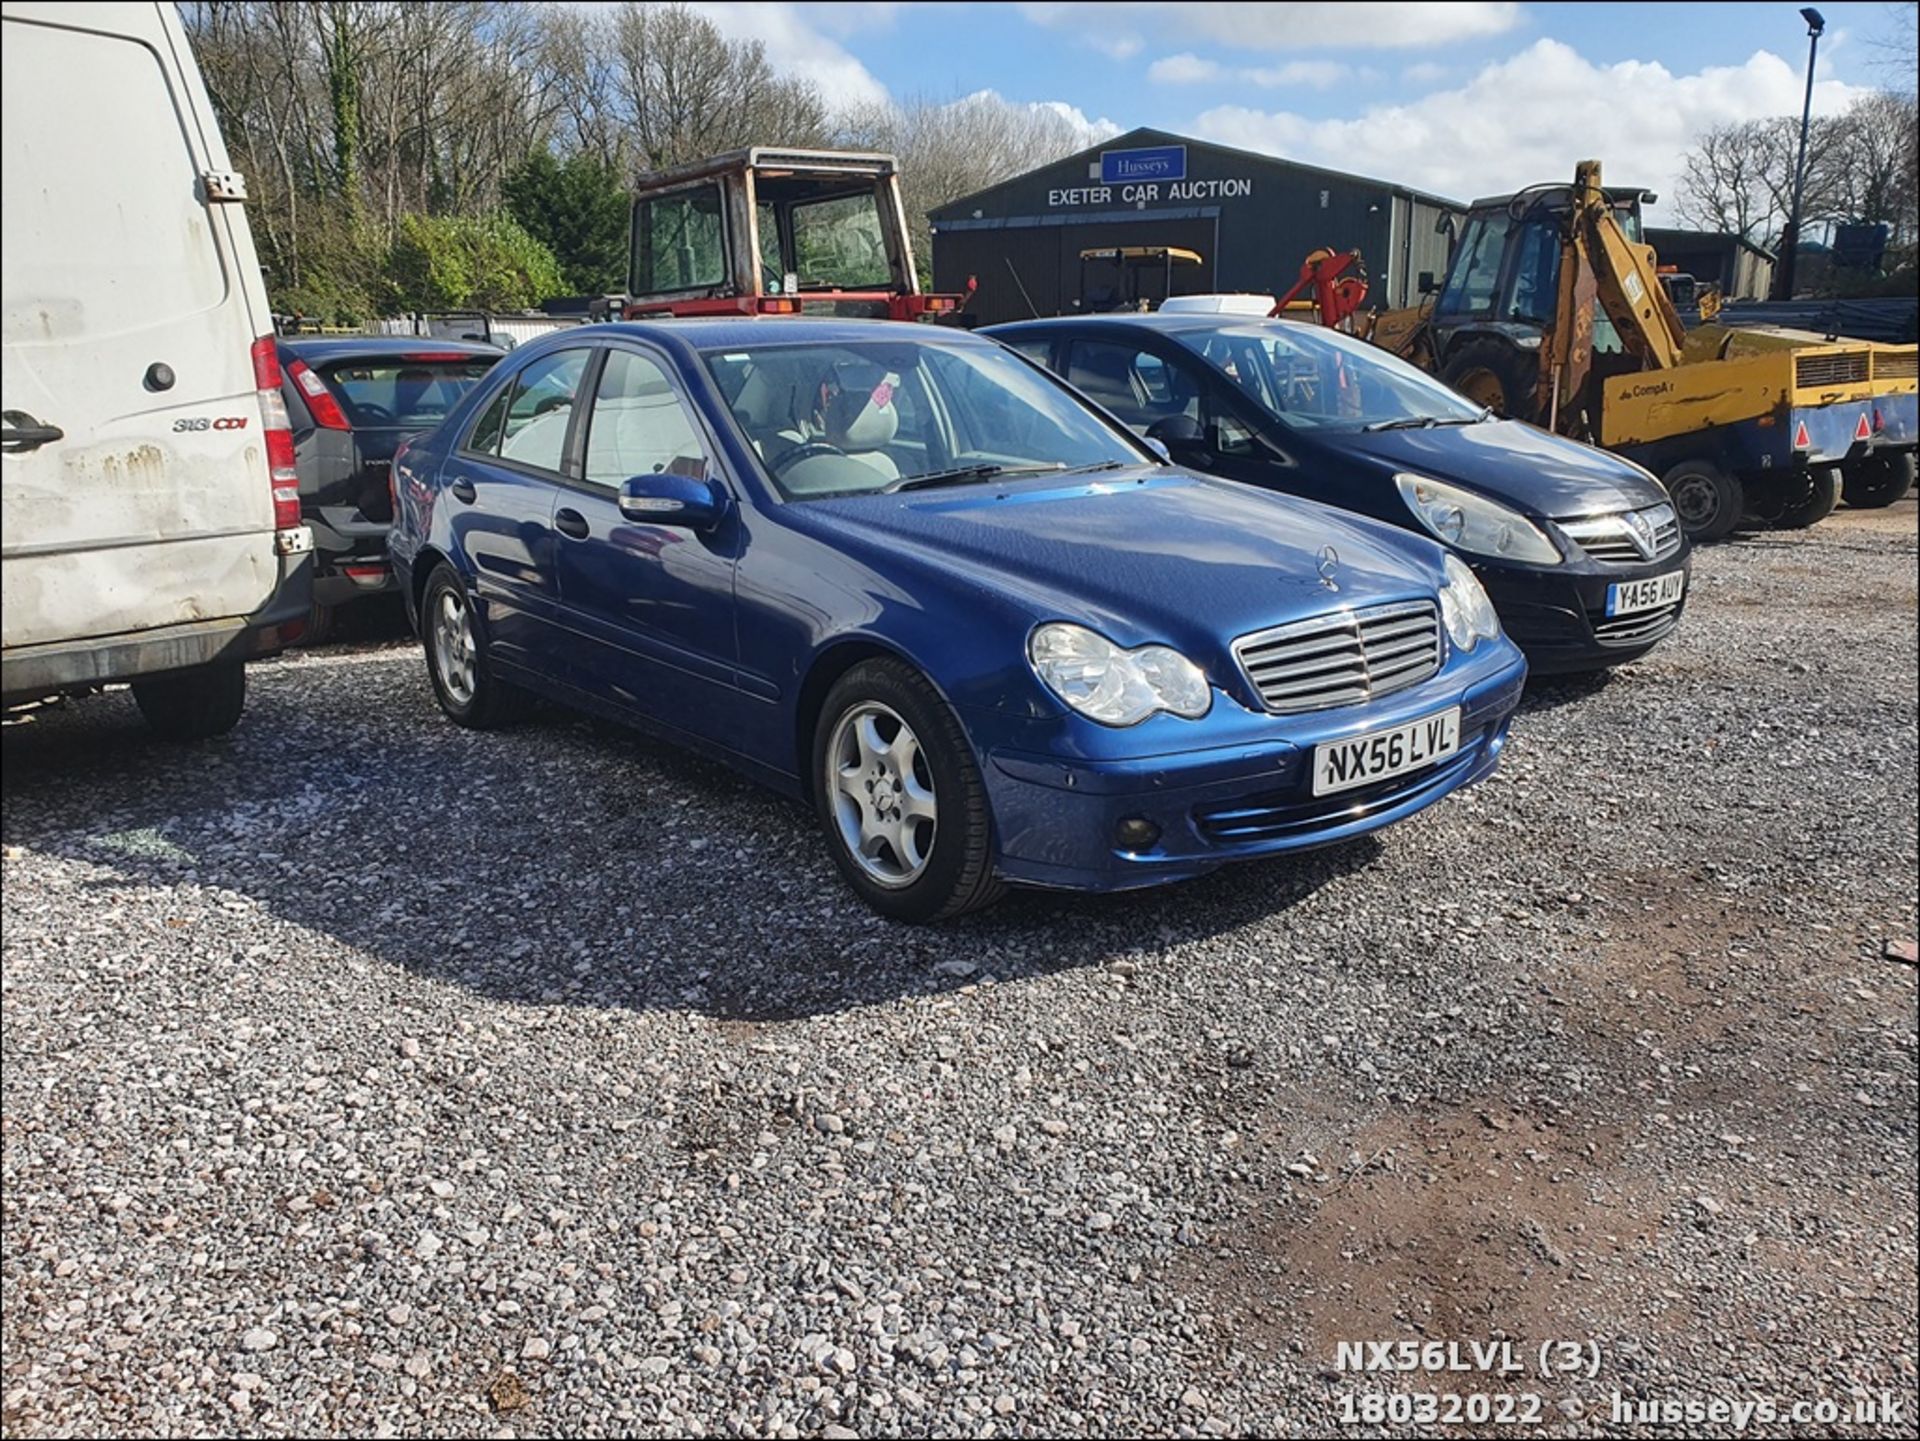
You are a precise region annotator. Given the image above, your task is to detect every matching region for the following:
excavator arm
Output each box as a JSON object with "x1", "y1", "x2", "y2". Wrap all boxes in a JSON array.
[{"x1": 1534, "y1": 160, "x2": 1689, "y2": 427}]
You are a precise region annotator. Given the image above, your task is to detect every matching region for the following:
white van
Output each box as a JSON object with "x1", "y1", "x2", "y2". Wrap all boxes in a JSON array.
[{"x1": 2, "y1": 0, "x2": 311, "y2": 738}]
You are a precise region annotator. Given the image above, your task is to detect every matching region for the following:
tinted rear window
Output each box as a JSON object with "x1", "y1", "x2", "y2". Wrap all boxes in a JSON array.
[{"x1": 320, "y1": 358, "x2": 498, "y2": 428}]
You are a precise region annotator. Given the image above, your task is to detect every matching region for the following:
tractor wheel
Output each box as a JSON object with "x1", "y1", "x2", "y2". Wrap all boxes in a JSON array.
[
  {"x1": 1842, "y1": 451, "x2": 1916, "y2": 508},
  {"x1": 1439, "y1": 339, "x2": 1541, "y2": 424},
  {"x1": 1664, "y1": 458, "x2": 1745, "y2": 542},
  {"x1": 1771, "y1": 467, "x2": 1842, "y2": 529}
]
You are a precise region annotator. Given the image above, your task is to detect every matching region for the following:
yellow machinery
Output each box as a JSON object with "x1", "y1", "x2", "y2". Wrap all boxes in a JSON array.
[{"x1": 1364, "y1": 161, "x2": 1916, "y2": 539}]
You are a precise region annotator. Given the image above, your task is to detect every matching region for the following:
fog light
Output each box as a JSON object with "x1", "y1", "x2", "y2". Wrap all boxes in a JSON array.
[{"x1": 1115, "y1": 817, "x2": 1161, "y2": 851}]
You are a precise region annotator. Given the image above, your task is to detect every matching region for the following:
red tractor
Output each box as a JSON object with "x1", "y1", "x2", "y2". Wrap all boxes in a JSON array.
[{"x1": 596, "y1": 147, "x2": 964, "y2": 323}]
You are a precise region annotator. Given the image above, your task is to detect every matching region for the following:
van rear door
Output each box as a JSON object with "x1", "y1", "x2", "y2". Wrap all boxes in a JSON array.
[{"x1": 1, "y1": 2, "x2": 277, "y2": 651}]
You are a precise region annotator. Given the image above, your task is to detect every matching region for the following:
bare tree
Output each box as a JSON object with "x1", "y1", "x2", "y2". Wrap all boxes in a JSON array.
[{"x1": 1675, "y1": 114, "x2": 1849, "y2": 246}]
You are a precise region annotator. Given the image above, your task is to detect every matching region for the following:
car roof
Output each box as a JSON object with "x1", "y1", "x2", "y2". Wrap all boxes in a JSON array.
[
  {"x1": 516, "y1": 317, "x2": 1000, "y2": 354},
  {"x1": 278, "y1": 335, "x2": 505, "y2": 363},
  {"x1": 983, "y1": 313, "x2": 1300, "y2": 339}
]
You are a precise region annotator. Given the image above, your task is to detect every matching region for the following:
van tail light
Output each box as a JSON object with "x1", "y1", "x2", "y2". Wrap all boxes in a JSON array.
[
  {"x1": 251, "y1": 335, "x2": 303, "y2": 530},
  {"x1": 286, "y1": 356, "x2": 352, "y2": 430}
]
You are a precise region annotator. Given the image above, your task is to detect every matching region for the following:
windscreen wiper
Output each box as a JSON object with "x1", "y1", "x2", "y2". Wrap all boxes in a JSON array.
[
  {"x1": 883, "y1": 463, "x2": 1064, "y2": 494},
  {"x1": 1361, "y1": 416, "x2": 1439, "y2": 432}
]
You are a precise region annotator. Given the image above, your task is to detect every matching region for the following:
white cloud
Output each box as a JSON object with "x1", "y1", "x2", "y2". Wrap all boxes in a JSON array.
[
  {"x1": 1031, "y1": 99, "x2": 1124, "y2": 146},
  {"x1": 688, "y1": 1, "x2": 892, "y2": 109},
  {"x1": 1401, "y1": 61, "x2": 1448, "y2": 86},
  {"x1": 1148, "y1": 54, "x2": 1226, "y2": 85},
  {"x1": 1022, "y1": 1, "x2": 1522, "y2": 51},
  {"x1": 1151, "y1": 53, "x2": 1357, "y2": 90},
  {"x1": 1192, "y1": 38, "x2": 1871, "y2": 213}
]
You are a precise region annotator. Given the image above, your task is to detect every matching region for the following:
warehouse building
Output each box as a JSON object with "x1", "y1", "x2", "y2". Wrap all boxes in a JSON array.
[{"x1": 930, "y1": 127, "x2": 1464, "y2": 326}]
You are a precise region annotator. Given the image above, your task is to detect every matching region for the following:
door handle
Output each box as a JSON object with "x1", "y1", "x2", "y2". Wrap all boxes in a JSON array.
[
  {"x1": 554, "y1": 506, "x2": 590, "y2": 540},
  {"x1": 2, "y1": 410, "x2": 64, "y2": 454},
  {"x1": 448, "y1": 475, "x2": 477, "y2": 504}
]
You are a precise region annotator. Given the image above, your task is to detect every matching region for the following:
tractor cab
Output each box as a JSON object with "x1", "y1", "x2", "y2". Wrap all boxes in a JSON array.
[{"x1": 601, "y1": 148, "x2": 962, "y2": 322}]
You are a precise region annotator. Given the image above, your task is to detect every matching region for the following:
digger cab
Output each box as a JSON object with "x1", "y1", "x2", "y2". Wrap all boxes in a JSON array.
[{"x1": 608, "y1": 148, "x2": 961, "y2": 322}]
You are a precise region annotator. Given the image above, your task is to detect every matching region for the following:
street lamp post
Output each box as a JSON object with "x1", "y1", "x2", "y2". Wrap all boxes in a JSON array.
[{"x1": 1773, "y1": 6, "x2": 1826, "y2": 300}]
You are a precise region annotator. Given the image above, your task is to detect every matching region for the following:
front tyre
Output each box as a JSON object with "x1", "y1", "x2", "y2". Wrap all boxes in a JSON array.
[
  {"x1": 813, "y1": 660, "x2": 1004, "y2": 922},
  {"x1": 133, "y1": 661, "x2": 245, "y2": 740},
  {"x1": 421, "y1": 564, "x2": 533, "y2": 729}
]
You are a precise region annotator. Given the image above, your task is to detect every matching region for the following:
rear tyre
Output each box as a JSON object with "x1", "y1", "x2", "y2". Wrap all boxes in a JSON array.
[
  {"x1": 300, "y1": 601, "x2": 336, "y2": 648},
  {"x1": 1842, "y1": 451, "x2": 1916, "y2": 508},
  {"x1": 1438, "y1": 339, "x2": 1541, "y2": 424},
  {"x1": 812, "y1": 660, "x2": 1004, "y2": 923},
  {"x1": 133, "y1": 661, "x2": 246, "y2": 741},
  {"x1": 421, "y1": 564, "x2": 534, "y2": 729},
  {"x1": 1664, "y1": 458, "x2": 1745, "y2": 542},
  {"x1": 1772, "y1": 467, "x2": 1841, "y2": 529}
]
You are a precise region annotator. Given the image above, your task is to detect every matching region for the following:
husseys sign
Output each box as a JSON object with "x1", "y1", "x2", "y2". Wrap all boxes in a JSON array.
[{"x1": 1047, "y1": 144, "x2": 1254, "y2": 208}]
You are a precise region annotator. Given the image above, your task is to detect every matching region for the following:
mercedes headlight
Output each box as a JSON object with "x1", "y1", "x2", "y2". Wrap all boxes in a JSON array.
[
  {"x1": 1396, "y1": 472, "x2": 1562, "y2": 565},
  {"x1": 1438, "y1": 553, "x2": 1502, "y2": 652},
  {"x1": 1028, "y1": 623, "x2": 1211, "y2": 726}
]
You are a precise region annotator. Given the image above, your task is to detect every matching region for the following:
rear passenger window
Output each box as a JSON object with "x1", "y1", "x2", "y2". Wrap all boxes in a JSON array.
[
  {"x1": 466, "y1": 386, "x2": 510, "y2": 454},
  {"x1": 583, "y1": 350, "x2": 711, "y2": 487},
  {"x1": 481, "y1": 349, "x2": 591, "y2": 473}
]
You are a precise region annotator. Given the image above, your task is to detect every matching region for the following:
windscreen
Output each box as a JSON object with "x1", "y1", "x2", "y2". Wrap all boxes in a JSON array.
[
  {"x1": 321, "y1": 358, "x2": 499, "y2": 429},
  {"x1": 1179, "y1": 323, "x2": 1486, "y2": 431},
  {"x1": 701, "y1": 337, "x2": 1145, "y2": 500}
]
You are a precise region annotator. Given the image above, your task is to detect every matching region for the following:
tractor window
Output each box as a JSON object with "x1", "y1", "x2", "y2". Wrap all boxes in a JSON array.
[
  {"x1": 1436, "y1": 212, "x2": 1511, "y2": 318},
  {"x1": 788, "y1": 191, "x2": 891, "y2": 290},
  {"x1": 632, "y1": 183, "x2": 726, "y2": 295},
  {"x1": 1507, "y1": 219, "x2": 1559, "y2": 323}
]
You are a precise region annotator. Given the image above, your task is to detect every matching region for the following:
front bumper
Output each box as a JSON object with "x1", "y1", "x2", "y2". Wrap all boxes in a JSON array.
[
  {"x1": 1478, "y1": 552, "x2": 1692, "y2": 675},
  {"x1": 976, "y1": 643, "x2": 1527, "y2": 893}
]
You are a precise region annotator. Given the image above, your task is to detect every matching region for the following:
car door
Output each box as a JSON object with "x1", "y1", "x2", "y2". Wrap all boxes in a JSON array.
[
  {"x1": 443, "y1": 346, "x2": 592, "y2": 673},
  {"x1": 551, "y1": 343, "x2": 741, "y2": 733}
]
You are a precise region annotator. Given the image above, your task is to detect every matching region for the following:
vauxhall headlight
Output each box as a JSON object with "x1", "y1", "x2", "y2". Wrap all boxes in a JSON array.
[
  {"x1": 1395, "y1": 472, "x2": 1562, "y2": 566},
  {"x1": 1028, "y1": 623, "x2": 1212, "y2": 726},
  {"x1": 1438, "y1": 553, "x2": 1502, "y2": 652}
]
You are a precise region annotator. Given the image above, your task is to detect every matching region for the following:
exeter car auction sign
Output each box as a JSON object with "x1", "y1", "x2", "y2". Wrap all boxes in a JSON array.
[{"x1": 1047, "y1": 143, "x2": 1255, "y2": 208}]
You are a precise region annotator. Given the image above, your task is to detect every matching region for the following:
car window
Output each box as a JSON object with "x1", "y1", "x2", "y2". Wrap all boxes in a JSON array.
[
  {"x1": 319, "y1": 357, "x2": 497, "y2": 429},
  {"x1": 701, "y1": 337, "x2": 1143, "y2": 500},
  {"x1": 1180, "y1": 323, "x2": 1484, "y2": 432},
  {"x1": 1000, "y1": 337, "x2": 1054, "y2": 368},
  {"x1": 466, "y1": 384, "x2": 511, "y2": 454},
  {"x1": 473, "y1": 348, "x2": 590, "y2": 472},
  {"x1": 633, "y1": 183, "x2": 725, "y2": 294},
  {"x1": 1064, "y1": 340, "x2": 1201, "y2": 435},
  {"x1": 583, "y1": 349, "x2": 711, "y2": 488}
]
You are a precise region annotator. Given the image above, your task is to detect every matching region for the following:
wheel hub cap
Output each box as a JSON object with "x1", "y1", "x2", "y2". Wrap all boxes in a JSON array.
[
  {"x1": 827, "y1": 702, "x2": 936, "y2": 888},
  {"x1": 432, "y1": 590, "x2": 477, "y2": 706}
]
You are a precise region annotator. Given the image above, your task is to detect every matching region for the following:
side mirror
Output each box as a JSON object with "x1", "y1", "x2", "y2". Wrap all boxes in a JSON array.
[
  {"x1": 617, "y1": 471, "x2": 724, "y2": 530},
  {"x1": 1417, "y1": 270, "x2": 1438, "y2": 295},
  {"x1": 1143, "y1": 437, "x2": 1172, "y2": 463}
]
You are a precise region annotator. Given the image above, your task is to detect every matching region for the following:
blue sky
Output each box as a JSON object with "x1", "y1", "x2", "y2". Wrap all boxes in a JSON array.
[{"x1": 693, "y1": 2, "x2": 1907, "y2": 217}]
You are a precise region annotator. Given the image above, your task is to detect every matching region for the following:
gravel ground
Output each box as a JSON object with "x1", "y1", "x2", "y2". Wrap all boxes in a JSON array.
[{"x1": 4, "y1": 501, "x2": 1916, "y2": 1438}]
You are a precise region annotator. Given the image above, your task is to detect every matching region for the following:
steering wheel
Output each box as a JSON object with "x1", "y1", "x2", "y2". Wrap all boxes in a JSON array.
[
  {"x1": 768, "y1": 440, "x2": 848, "y2": 473},
  {"x1": 532, "y1": 395, "x2": 569, "y2": 417}
]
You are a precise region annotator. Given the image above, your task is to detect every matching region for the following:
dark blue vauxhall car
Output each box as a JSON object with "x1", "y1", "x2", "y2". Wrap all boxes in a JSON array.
[
  {"x1": 986, "y1": 314, "x2": 1692, "y2": 674},
  {"x1": 389, "y1": 319, "x2": 1528, "y2": 920}
]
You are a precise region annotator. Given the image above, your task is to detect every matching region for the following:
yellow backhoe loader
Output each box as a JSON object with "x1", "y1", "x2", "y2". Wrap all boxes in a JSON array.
[{"x1": 1366, "y1": 162, "x2": 1916, "y2": 540}]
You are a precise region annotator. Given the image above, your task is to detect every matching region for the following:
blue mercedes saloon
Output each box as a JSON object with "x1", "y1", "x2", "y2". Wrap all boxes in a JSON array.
[{"x1": 389, "y1": 319, "x2": 1528, "y2": 920}]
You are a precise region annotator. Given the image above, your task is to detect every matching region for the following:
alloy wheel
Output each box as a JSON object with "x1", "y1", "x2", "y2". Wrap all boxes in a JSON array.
[
  {"x1": 825, "y1": 701, "x2": 938, "y2": 888},
  {"x1": 431, "y1": 589, "x2": 477, "y2": 707}
]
